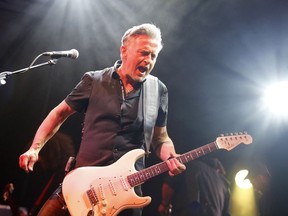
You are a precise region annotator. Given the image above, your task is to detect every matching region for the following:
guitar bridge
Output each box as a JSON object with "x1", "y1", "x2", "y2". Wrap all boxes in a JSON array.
[{"x1": 86, "y1": 186, "x2": 99, "y2": 206}]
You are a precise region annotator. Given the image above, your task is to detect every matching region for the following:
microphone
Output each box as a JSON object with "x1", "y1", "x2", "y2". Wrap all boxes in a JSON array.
[{"x1": 43, "y1": 49, "x2": 79, "y2": 59}]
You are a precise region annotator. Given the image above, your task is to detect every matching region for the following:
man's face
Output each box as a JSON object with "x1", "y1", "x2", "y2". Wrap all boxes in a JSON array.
[{"x1": 121, "y1": 35, "x2": 161, "y2": 83}]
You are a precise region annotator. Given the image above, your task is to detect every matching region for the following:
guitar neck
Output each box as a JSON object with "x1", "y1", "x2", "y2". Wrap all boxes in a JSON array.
[{"x1": 127, "y1": 141, "x2": 218, "y2": 187}]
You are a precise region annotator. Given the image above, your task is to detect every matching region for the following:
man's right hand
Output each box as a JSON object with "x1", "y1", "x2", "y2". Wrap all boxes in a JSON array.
[{"x1": 19, "y1": 148, "x2": 39, "y2": 173}]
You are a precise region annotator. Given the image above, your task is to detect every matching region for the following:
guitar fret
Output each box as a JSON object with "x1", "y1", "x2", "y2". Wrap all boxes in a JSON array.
[
  {"x1": 207, "y1": 144, "x2": 211, "y2": 152},
  {"x1": 186, "y1": 153, "x2": 193, "y2": 161},
  {"x1": 205, "y1": 145, "x2": 213, "y2": 153},
  {"x1": 191, "y1": 151, "x2": 197, "y2": 158},
  {"x1": 151, "y1": 167, "x2": 156, "y2": 176},
  {"x1": 146, "y1": 168, "x2": 153, "y2": 178},
  {"x1": 139, "y1": 173, "x2": 145, "y2": 183},
  {"x1": 145, "y1": 171, "x2": 151, "y2": 178},
  {"x1": 155, "y1": 166, "x2": 161, "y2": 174},
  {"x1": 134, "y1": 175, "x2": 140, "y2": 185},
  {"x1": 128, "y1": 177, "x2": 135, "y2": 187},
  {"x1": 184, "y1": 155, "x2": 191, "y2": 162},
  {"x1": 148, "y1": 167, "x2": 155, "y2": 177}
]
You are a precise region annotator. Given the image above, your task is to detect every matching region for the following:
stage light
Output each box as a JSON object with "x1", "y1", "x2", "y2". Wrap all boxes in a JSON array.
[
  {"x1": 235, "y1": 169, "x2": 252, "y2": 189},
  {"x1": 263, "y1": 81, "x2": 288, "y2": 117},
  {"x1": 232, "y1": 169, "x2": 257, "y2": 216}
]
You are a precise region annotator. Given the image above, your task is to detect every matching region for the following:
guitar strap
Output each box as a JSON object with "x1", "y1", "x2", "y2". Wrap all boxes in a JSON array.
[
  {"x1": 112, "y1": 61, "x2": 159, "y2": 154},
  {"x1": 142, "y1": 75, "x2": 159, "y2": 154}
]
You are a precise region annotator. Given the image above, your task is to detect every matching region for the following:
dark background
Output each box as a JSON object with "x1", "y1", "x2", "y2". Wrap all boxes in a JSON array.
[{"x1": 1, "y1": 0, "x2": 288, "y2": 215}]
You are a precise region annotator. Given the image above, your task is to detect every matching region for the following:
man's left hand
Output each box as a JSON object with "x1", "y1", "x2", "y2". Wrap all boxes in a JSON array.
[{"x1": 166, "y1": 154, "x2": 186, "y2": 176}]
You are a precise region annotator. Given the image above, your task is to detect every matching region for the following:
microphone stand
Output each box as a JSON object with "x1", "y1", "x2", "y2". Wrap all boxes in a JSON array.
[{"x1": 0, "y1": 58, "x2": 58, "y2": 86}]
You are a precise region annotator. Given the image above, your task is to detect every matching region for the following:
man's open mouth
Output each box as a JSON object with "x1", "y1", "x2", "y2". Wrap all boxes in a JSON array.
[{"x1": 138, "y1": 66, "x2": 148, "y2": 73}]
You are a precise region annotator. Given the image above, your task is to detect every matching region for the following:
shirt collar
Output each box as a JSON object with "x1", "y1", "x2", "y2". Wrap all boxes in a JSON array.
[{"x1": 112, "y1": 60, "x2": 121, "y2": 80}]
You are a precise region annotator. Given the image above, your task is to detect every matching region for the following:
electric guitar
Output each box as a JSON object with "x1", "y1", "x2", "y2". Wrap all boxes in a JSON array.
[{"x1": 62, "y1": 132, "x2": 252, "y2": 216}]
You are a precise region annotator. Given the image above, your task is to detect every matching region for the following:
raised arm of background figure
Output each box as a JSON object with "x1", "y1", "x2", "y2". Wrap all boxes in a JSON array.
[
  {"x1": 19, "y1": 100, "x2": 75, "y2": 173},
  {"x1": 158, "y1": 182, "x2": 174, "y2": 216},
  {"x1": 152, "y1": 126, "x2": 186, "y2": 176}
]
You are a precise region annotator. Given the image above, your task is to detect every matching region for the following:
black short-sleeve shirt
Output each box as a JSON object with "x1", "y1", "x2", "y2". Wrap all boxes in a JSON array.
[{"x1": 65, "y1": 64, "x2": 168, "y2": 169}]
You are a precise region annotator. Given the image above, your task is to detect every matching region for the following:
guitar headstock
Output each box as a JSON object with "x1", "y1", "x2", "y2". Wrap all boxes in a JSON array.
[{"x1": 216, "y1": 132, "x2": 253, "y2": 151}]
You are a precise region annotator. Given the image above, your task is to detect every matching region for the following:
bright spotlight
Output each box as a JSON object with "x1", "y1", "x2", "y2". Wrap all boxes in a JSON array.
[
  {"x1": 232, "y1": 170, "x2": 257, "y2": 216},
  {"x1": 235, "y1": 169, "x2": 252, "y2": 189},
  {"x1": 263, "y1": 81, "x2": 288, "y2": 116}
]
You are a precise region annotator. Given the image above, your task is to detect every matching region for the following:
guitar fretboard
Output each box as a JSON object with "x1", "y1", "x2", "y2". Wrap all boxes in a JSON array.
[{"x1": 127, "y1": 141, "x2": 218, "y2": 187}]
